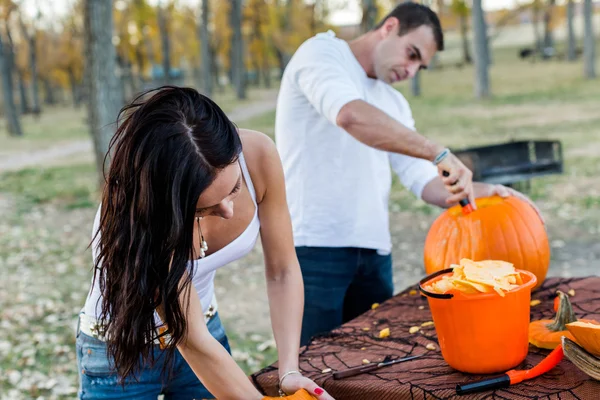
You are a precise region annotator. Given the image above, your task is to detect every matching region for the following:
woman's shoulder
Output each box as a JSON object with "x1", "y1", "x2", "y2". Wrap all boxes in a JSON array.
[{"x1": 238, "y1": 129, "x2": 280, "y2": 203}]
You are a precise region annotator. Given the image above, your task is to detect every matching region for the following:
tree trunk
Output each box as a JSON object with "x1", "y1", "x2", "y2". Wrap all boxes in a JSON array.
[
  {"x1": 361, "y1": 0, "x2": 378, "y2": 33},
  {"x1": 134, "y1": 46, "x2": 145, "y2": 89},
  {"x1": 542, "y1": 0, "x2": 555, "y2": 50},
  {"x1": 566, "y1": 0, "x2": 576, "y2": 61},
  {"x1": 411, "y1": 72, "x2": 421, "y2": 97},
  {"x1": 157, "y1": 5, "x2": 171, "y2": 85},
  {"x1": 18, "y1": 70, "x2": 30, "y2": 114},
  {"x1": 210, "y1": 46, "x2": 223, "y2": 92},
  {"x1": 84, "y1": 0, "x2": 123, "y2": 187},
  {"x1": 200, "y1": 0, "x2": 212, "y2": 96},
  {"x1": 29, "y1": 38, "x2": 41, "y2": 116},
  {"x1": 263, "y1": 49, "x2": 271, "y2": 88},
  {"x1": 230, "y1": 0, "x2": 246, "y2": 99},
  {"x1": 459, "y1": 13, "x2": 472, "y2": 64},
  {"x1": 43, "y1": 78, "x2": 57, "y2": 105},
  {"x1": 472, "y1": 0, "x2": 490, "y2": 98},
  {"x1": 0, "y1": 35, "x2": 22, "y2": 136},
  {"x1": 68, "y1": 66, "x2": 82, "y2": 108},
  {"x1": 532, "y1": 2, "x2": 542, "y2": 50},
  {"x1": 583, "y1": 0, "x2": 596, "y2": 79}
]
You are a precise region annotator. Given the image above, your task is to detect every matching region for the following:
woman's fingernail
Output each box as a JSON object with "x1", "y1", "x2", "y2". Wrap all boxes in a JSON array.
[{"x1": 314, "y1": 388, "x2": 324, "y2": 395}]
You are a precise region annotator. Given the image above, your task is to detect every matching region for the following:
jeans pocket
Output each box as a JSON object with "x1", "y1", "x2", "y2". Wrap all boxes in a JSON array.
[{"x1": 78, "y1": 333, "x2": 118, "y2": 378}]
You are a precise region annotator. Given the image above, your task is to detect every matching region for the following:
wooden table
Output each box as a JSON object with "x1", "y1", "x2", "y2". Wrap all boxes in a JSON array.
[{"x1": 251, "y1": 277, "x2": 600, "y2": 399}]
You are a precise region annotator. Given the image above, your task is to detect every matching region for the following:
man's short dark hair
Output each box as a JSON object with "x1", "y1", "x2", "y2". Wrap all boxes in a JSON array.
[{"x1": 374, "y1": 2, "x2": 444, "y2": 51}]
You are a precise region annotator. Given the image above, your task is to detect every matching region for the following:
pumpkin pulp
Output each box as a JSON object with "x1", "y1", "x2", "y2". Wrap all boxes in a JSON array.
[{"x1": 566, "y1": 321, "x2": 600, "y2": 357}]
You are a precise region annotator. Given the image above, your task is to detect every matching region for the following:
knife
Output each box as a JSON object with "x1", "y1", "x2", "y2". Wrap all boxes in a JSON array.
[{"x1": 332, "y1": 354, "x2": 424, "y2": 380}]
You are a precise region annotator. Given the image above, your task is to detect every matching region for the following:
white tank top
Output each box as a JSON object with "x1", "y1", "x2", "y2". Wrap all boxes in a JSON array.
[{"x1": 83, "y1": 152, "x2": 261, "y2": 321}]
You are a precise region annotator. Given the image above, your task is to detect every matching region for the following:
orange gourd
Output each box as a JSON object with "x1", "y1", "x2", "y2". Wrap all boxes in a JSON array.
[
  {"x1": 529, "y1": 291, "x2": 598, "y2": 349},
  {"x1": 263, "y1": 389, "x2": 318, "y2": 400},
  {"x1": 424, "y1": 196, "x2": 549, "y2": 290},
  {"x1": 566, "y1": 321, "x2": 600, "y2": 357}
]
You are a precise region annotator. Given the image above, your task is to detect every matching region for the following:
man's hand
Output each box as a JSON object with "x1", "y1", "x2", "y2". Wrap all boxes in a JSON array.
[
  {"x1": 436, "y1": 153, "x2": 475, "y2": 209},
  {"x1": 478, "y1": 183, "x2": 545, "y2": 226}
]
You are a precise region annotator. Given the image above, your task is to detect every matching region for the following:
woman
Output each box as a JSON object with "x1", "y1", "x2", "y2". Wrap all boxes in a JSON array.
[{"x1": 76, "y1": 86, "x2": 333, "y2": 400}]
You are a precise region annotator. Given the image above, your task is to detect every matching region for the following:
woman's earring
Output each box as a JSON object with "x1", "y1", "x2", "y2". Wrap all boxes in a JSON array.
[{"x1": 196, "y1": 217, "x2": 208, "y2": 258}]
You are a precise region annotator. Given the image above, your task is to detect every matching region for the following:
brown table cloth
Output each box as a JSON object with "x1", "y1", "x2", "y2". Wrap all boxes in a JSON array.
[{"x1": 251, "y1": 277, "x2": 600, "y2": 399}]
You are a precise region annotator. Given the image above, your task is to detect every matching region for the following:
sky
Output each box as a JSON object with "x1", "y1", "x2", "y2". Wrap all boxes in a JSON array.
[{"x1": 23, "y1": 0, "x2": 523, "y2": 25}]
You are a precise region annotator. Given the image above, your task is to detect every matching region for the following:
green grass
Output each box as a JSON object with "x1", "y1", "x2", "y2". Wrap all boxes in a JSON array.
[
  {"x1": 224, "y1": 330, "x2": 279, "y2": 375},
  {"x1": 239, "y1": 109, "x2": 277, "y2": 138},
  {"x1": 0, "y1": 163, "x2": 98, "y2": 214}
]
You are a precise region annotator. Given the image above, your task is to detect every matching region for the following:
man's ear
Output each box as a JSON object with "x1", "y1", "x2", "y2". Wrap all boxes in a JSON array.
[{"x1": 380, "y1": 16, "x2": 400, "y2": 38}]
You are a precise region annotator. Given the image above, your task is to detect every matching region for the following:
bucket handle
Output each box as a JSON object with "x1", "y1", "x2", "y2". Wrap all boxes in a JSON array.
[{"x1": 418, "y1": 268, "x2": 454, "y2": 299}]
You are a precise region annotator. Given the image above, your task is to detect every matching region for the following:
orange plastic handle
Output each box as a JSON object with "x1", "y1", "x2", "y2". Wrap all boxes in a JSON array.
[{"x1": 507, "y1": 344, "x2": 564, "y2": 385}]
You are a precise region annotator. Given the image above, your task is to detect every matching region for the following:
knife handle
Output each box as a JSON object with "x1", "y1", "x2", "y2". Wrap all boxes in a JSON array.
[
  {"x1": 332, "y1": 363, "x2": 379, "y2": 380},
  {"x1": 456, "y1": 374, "x2": 510, "y2": 395},
  {"x1": 442, "y1": 170, "x2": 472, "y2": 210}
]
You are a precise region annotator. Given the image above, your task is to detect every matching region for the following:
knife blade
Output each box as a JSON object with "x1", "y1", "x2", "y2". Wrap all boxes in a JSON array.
[{"x1": 332, "y1": 354, "x2": 424, "y2": 380}]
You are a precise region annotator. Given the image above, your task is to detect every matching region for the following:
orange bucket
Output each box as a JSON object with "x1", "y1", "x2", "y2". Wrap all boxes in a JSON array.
[{"x1": 419, "y1": 268, "x2": 537, "y2": 374}]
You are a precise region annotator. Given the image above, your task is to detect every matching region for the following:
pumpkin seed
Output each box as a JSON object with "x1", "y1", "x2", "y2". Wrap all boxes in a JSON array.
[
  {"x1": 530, "y1": 299, "x2": 541, "y2": 306},
  {"x1": 362, "y1": 359, "x2": 370, "y2": 364},
  {"x1": 568, "y1": 289, "x2": 576, "y2": 296},
  {"x1": 371, "y1": 303, "x2": 379, "y2": 310},
  {"x1": 409, "y1": 326, "x2": 420, "y2": 334},
  {"x1": 409, "y1": 290, "x2": 417, "y2": 295},
  {"x1": 379, "y1": 328, "x2": 390, "y2": 338},
  {"x1": 421, "y1": 321, "x2": 434, "y2": 327},
  {"x1": 426, "y1": 343, "x2": 437, "y2": 351},
  {"x1": 322, "y1": 368, "x2": 332, "y2": 373}
]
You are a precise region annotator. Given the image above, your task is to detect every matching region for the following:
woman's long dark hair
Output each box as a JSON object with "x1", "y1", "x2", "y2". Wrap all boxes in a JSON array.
[{"x1": 92, "y1": 86, "x2": 242, "y2": 381}]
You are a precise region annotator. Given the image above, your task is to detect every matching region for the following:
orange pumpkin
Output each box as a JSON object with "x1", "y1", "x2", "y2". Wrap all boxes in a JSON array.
[
  {"x1": 424, "y1": 195, "x2": 549, "y2": 290},
  {"x1": 529, "y1": 291, "x2": 598, "y2": 349},
  {"x1": 263, "y1": 389, "x2": 318, "y2": 400}
]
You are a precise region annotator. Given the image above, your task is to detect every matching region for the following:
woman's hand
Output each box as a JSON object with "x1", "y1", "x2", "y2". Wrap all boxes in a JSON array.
[{"x1": 280, "y1": 373, "x2": 335, "y2": 399}]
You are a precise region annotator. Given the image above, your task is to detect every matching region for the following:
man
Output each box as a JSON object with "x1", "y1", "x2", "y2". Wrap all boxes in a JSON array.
[{"x1": 275, "y1": 3, "x2": 537, "y2": 346}]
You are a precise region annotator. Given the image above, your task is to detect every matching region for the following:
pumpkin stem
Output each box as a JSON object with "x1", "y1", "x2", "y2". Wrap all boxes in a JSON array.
[{"x1": 546, "y1": 291, "x2": 578, "y2": 331}]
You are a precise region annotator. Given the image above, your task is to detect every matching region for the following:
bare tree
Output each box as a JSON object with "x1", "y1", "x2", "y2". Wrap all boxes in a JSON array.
[
  {"x1": 411, "y1": 71, "x2": 421, "y2": 96},
  {"x1": 566, "y1": 0, "x2": 576, "y2": 61},
  {"x1": 84, "y1": 0, "x2": 123, "y2": 186},
  {"x1": 0, "y1": 33, "x2": 22, "y2": 136},
  {"x1": 361, "y1": 0, "x2": 377, "y2": 33},
  {"x1": 542, "y1": 0, "x2": 555, "y2": 49},
  {"x1": 230, "y1": 0, "x2": 246, "y2": 99},
  {"x1": 472, "y1": 0, "x2": 490, "y2": 98},
  {"x1": 583, "y1": 0, "x2": 596, "y2": 79},
  {"x1": 19, "y1": 11, "x2": 41, "y2": 116},
  {"x1": 157, "y1": 2, "x2": 172, "y2": 85},
  {"x1": 199, "y1": 0, "x2": 212, "y2": 96}
]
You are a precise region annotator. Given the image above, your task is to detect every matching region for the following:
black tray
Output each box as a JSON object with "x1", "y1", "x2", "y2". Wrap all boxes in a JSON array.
[{"x1": 452, "y1": 140, "x2": 563, "y2": 186}]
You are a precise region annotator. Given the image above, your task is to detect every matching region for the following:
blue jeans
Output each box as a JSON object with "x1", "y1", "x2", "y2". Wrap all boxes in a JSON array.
[
  {"x1": 76, "y1": 312, "x2": 230, "y2": 400},
  {"x1": 297, "y1": 247, "x2": 394, "y2": 346}
]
